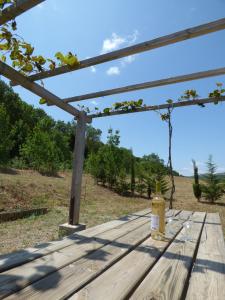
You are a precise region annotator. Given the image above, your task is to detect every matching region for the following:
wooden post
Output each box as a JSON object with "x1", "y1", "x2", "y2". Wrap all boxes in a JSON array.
[{"x1": 69, "y1": 112, "x2": 87, "y2": 225}]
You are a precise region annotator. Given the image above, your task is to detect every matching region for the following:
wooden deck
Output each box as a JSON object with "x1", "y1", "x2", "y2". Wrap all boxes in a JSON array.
[{"x1": 0, "y1": 209, "x2": 224, "y2": 300}]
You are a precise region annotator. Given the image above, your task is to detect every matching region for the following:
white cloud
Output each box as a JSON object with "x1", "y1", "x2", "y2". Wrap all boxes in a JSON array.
[
  {"x1": 129, "y1": 30, "x2": 139, "y2": 43},
  {"x1": 106, "y1": 66, "x2": 120, "y2": 76},
  {"x1": 101, "y1": 33, "x2": 125, "y2": 53},
  {"x1": 90, "y1": 66, "x2": 97, "y2": 73},
  {"x1": 101, "y1": 30, "x2": 139, "y2": 76},
  {"x1": 121, "y1": 55, "x2": 136, "y2": 67},
  {"x1": 101, "y1": 30, "x2": 139, "y2": 54},
  {"x1": 124, "y1": 55, "x2": 136, "y2": 63}
]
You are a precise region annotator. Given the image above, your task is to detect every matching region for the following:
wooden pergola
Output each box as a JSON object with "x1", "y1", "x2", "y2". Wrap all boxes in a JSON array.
[{"x1": 1, "y1": 0, "x2": 225, "y2": 227}]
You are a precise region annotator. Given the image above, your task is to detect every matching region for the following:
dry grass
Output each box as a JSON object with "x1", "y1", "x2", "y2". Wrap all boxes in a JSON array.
[
  {"x1": 173, "y1": 176, "x2": 225, "y2": 233},
  {"x1": 0, "y1": 169, "x2": 224, "y2": 254},
  {"x1": 0, "y1": 170, "x2": 149, "y2": 254}
]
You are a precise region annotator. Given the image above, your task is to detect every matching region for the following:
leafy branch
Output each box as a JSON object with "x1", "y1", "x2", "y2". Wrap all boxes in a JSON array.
[
  {"x1": 208, "y1": 82, "x2": 225, "y2": 104},
  {"x1": 0, "y1": 0, "x2": 79, "y2": 104}
]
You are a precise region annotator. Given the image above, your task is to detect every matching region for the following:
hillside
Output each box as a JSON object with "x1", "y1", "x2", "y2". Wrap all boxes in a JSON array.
[
  {"x1": 188, "y1": 172, "x2": 225, "y2": 180},
  {"x1": 0, "y1": 169, "x2": 224, "y2": 254}
]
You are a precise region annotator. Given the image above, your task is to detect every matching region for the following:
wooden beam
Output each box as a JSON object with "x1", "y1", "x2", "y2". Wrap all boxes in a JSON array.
[
  {"x1": 11, "y1": 17, "x2": 225, "y2": 84},
  {"x1": 69, "y1": 112, "x2": 87, "y2": 225},
  {"x1": 0, "y1": 0, "x2": 45, "y2": 25},
  {"x1": 89, "y1": 96, "x2": 225, "y2": 118},
  {"x1": 0, "y1": 61, "x2": 84, "y2": 119},
  {"x1": 61, "y1": 67, "x2": 225, "y2": 104}
]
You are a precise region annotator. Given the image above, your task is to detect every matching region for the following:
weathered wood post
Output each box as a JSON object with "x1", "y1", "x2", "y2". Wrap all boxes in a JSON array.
[{"x1": 69, "y1": 111, "x2": 87, "y2": 225}]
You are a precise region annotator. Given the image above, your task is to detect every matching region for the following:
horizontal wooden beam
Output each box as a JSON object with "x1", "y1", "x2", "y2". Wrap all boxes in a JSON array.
[
  {"x1": 61, "y1": 67, "x2": 225, "y2": 104},
  {"x1": 0, "y1": 0, "x2": 45, "y2": 26},
  {"x1": 0, "y1": 61, "x2": 85, "y2": 119},
  {"x1": 11, "y1": 17, "x2": 225, "y2": 85},
  {"x1": 89, "y1": 96, "x2": 225, "y2": 119}
]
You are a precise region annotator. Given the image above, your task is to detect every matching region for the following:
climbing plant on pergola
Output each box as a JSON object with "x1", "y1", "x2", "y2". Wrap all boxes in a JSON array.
[{"x1": 1, "y1": 0, "x2": 225, "y2": 226}]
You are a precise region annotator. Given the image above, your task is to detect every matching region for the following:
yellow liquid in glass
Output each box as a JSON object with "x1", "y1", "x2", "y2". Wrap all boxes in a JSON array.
[{"x1": 151, "y1": 196, "x2": 165, "y2": 240}]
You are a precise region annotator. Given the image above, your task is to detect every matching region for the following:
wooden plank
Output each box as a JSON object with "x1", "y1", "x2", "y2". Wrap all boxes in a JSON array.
[
  {"x1": 177, "y1": 210, "x2": 193, "y2": 220},
  {"x1": 69, "y1": 210, "x2": 190, "y2": 300},
  {"x1": 89, "y1": 96, "x2": 225, "y2": 119},
  {"x1": 6, "y1": 210, "x2": 179, "y2": 300},
  {"x1": 5, "y1": 221, "x2": 152, "y2": 300},
  {"x1": 129, "y1": 212, "x2": 206, "y2": 300},
  {"x1": 185, "y1": 213, "x2": 225, "y2": 300},
  {"x1": 15, "y1": 17, "x2": 225, "y2": 83},
  {"x1": 69, "y1": 112, "x2": 87, "y2": 225},
  {"x1": 61, "y1": 67, "x2": 225, "y2": 104},
  {"x1": 0, "y1": 211, "x2": 152, "y2": 298},
  {"x1": 0, "y1": 0, "x2": 45, "y2": 26},
  {"x1": 0, "y1": 208, "x2": 151, "y2": 273},
  {"x1": 0, "y1": 61, "x2": 83, "y2": 119}
]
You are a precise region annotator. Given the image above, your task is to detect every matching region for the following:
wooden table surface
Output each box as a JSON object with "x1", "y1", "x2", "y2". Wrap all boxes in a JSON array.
[{"x1": 0, "y1": 209, "x2": 224, "y2": 300}]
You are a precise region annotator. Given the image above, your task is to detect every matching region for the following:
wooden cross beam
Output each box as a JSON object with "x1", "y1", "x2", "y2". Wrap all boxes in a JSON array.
[
  {"x1": 88, "y1": 96, "x2": 225, "y2": 118},
  {"x1": 11, "y1": 17, "x2": 225, "y2": 85},
  {"x1": 60, "y1": 67, "x2": 225, "y2": 104},
  {"x1": 0, "y1": 0, "x2": 45, "y2": 26},
  {"x1": 0, "y1": 61, "x2": 87, "y2": 119}
]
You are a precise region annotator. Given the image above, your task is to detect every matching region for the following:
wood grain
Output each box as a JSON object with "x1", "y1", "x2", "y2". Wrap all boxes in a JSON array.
[
  {"x1": 61, "y1": 67, "x2": 225, "y2": 104},
  {"x1": 69, "y1": 211, "x2": 189, "y2": 300},
  {"x1": 89, "y1": 96, "x2": 225, "y2": 119},
  {"x1": 5, "y1": 218, "x2": 155, "y2": 300},
  {"x1": 0, "y1": 208, "x2": 150, "y2": 273},
  {"x1": 129, "y1": 212, "x2": 206, "y2": 300},
  {"x1": 185, "y1": 213, "x2": 225, "y2": 300},
  {"x1": 0, "y1": 61, "x2": 82, "y2": 119},
  {"x1": 0, "y1": 210, "x2": 151, "y2": 298},
  {"x1": 0, "y1": 0, "x2": 45, "y2": 26},
  {"x1": 69, "y1": 112, "x2": 86, "y2": 225}
]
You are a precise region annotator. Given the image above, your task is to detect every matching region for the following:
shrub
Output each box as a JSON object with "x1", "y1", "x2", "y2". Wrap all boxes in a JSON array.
[
  {"x1": 193, "y1": 183, "x2": 202, "y2": 201},
  {"x1": 0, "y1": 104, "x2": 13, "y2": 165},
  {"x1": 115, "y1": 170, "x2": 130, "y2": 196},
  {"x1": 20, "y1": 128, "x2": 60, "y2": 175},
  {"x1": 192, "y1": 159, "x2": 202, "y2": 201},
  {"x1": 201, "y1": 155, "x2": 224, "y2": 203}
]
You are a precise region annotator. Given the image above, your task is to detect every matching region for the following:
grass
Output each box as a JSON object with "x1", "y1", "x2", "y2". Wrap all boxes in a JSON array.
[{"x1": 0, "y1": 169, "x2": 224, "y2": 254}]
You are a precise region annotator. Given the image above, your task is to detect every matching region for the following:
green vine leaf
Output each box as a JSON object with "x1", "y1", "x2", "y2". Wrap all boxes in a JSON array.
[
  {"x1": 160, "y1": 113, "x2": 170, "y2": 121},
  {"x1": 103, "y1": 107, "x2": 111, "y2": 114},
  {"x1": 39, "y1": 98, "x2": 47, "y2": 105},
  {"x1": 208, "y1": 83, "x2": 225, "y2": 104},
  {"x1": 167, "y1": 99, "x2": 173, "y2": 104},
  {"x1": 0, "y1": 4, "x2": 80, "y2": 81}
]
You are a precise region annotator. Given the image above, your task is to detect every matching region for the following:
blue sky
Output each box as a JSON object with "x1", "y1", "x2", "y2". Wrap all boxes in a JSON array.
[{"x1": 3, "y1": 0, "x2": 225, "y2": 175}]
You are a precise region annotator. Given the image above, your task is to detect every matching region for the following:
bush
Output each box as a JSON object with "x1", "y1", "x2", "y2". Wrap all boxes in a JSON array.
[
  {"x1": 192, "y1": 160, "x2": 202, "y2": 201},
  {"x1": 136, "y1": 182, "x2": 146, "y2": 197},
  {"x1": 10, "y1": 157, "x2": 27, "y2": 169},
  {"x1": 115, "y1": 170, "x2": 130, "y2": 196},
  {"x1": 20, "y1": 128, "x2": 60, "y2": 175},
  {"x1": 0, "y1": 104, "x2": 13, "y2": 165},
  {"x1": 193, "y1": 183, "x2": 202, "y2": 201},
  {"x1": 201, "y1": 156, "x2": 224, "y2": 203}
]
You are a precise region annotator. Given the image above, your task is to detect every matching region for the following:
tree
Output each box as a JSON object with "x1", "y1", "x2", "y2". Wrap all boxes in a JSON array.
[
  {"x1": 0, "y1": 104, "x2": 13, "y2": 165},
  {"x1": 20, "y1": 125, "x2": 61, "y2": 175},
  {"x1": 192, "y1": 159, "x2": 202, "y2": 201},
  {"x1": 201, "y1": 155, "x2": 224, "y2": 203},
  {"x1": 136, "y1": 153, "x2": 169, "y2": 199},
  {"x1": 130, "y1": 150, "x2": 136, "y2": 197},
  {"x1": 85, "y1": 125, "x2": 102, "y2": 158},
  {"x1": 107, "y1": 128, "x2": 120, "y2": 147}
]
